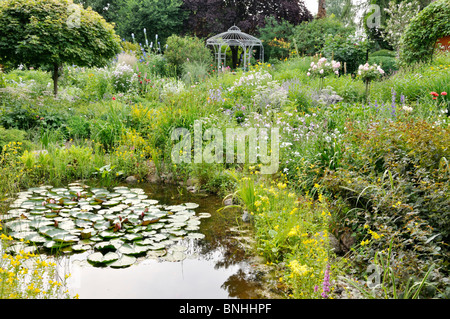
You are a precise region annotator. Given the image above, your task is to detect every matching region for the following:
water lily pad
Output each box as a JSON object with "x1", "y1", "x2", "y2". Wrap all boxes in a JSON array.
[
  {"x1": 71, "y1": 244, "x2": 91, "y2": 252},
  {"x1": 187, "y1": 233, "x2": 205, "y2": 240},
  {"x1": 99, "y1": 230, "x2": 122, "y2": 239},
  {"x1": 119, "y1": 243, "x2": 149, "y2": 256},
  {"x1": 162, "y1": 250, "x2": 186, "y2": 262},
  {"x1": 7, "y1": 243, "x2": 37, "y2": 255},
  {"x1": 81, "y1": 228, "x2": 97, "y2": 239},
  {"x1": 53, "y1": 233, "x2": 79, "y2": 243},
  {"x1": 94, "y1": 240, "x2": 123, "y2": 252},
  {"x1": 183, "y1": 203, "x2": 199, "y2": 209},
  {"x1": 149, "y1": 243, "x2": 166, "y2": 250},
  {"x1": 87, "y1": 251, "x2": 120, "y2": 266},
  {"x1": 25, "y1": 232, "x2": 49, "y2": 244},
  {"x1": 109, "y1": 255, "x2": 136, "y2": 268},
  {"x1": 124, "y1": 233, "x2": 143, "y2": 241}
]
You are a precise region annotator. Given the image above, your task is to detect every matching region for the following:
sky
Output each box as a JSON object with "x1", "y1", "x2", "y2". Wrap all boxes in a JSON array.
[{"x1": 305, "y1": 0, "x2": 319, "y2": 15}]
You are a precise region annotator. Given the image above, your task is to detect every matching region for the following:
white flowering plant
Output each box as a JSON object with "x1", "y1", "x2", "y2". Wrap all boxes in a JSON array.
[
  {"x1": 111, "y1": 62, "x2": 138, "y2": 93},
  {"x1": 307, "y1": 58, "x2": 341, "y2": 79},
  {"x1": 357, "y1": 63, "x2": 385, "y2": 82}
]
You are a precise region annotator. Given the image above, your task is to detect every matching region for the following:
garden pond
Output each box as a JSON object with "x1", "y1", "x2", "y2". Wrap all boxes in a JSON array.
[{"x1": 1, "y1": 182, "x2": 280, "y2": 299}]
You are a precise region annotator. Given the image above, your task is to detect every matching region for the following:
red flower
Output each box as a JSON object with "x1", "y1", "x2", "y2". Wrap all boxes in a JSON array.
[
  {"x1": 433, "y1": 97, "x2": 437, "y2": 100},
  {"x1": 430, "y1": 91, "x2": 439, "y2": 97},
  {"x1": 112, "y1": 97, "x2": 116, "y2": 100},
  {"x1": 442, "y1": 92, "x2": 447, "y2": 96}
]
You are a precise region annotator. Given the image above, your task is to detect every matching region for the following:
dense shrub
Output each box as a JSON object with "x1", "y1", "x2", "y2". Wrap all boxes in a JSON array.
[
  {"x1": 0, "y1": 126, "x2": 32, "y2": 153},
  {"x1": 292, "y1": 16, "x2": 354, "y2": 56},
  {"x1": 322, "y1": 34, "x2": 368, "y2": 75},
  {"x1": 323, "y1": 119, "x2": 450, "y2": 297},
  {"x1": 257, "y1": 16, "x2": 295, "y2": 62},
  {"x1": 164, "y1": 35, "x2": 213, "y2": 75},
  {"x1": 400, "y1": 0, "x2": 450, "y2": 65}
]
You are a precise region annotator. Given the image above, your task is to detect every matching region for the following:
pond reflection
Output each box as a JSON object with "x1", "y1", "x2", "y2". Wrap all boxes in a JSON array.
[{"x1": 60, "y1": 183, "x2": 270, "y2": 299}]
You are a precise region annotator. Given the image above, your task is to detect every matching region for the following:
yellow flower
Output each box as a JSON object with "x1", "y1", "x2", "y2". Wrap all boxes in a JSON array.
[
  {"x1": 360, "y1": 239, "x2": 370, "y2": 246},
  {"x1": 289, "y1": 260, "x2": 310, "y2": 276}
]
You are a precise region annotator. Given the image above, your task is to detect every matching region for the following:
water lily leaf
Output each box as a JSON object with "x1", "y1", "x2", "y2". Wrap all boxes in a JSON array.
[
  {"x1": 187, "y1": 233, "x2": 205, "y2": 240},
  {"x1": 87, "y1": 251, "x2": 120, "y2": 266},
  {"x1": 198, "y1": 212, "x2": 211, "y2": 219},
  {"x1": 25, "y1": 232, "x2": 48, "y2": 244},
  {"x1": 183, "y1": 203, "x2": 199, "y2": 209},
  {"x1": 99, "y1": 230, "x2": 122, "y2": 239},
  {"x1": 119, "y1": 243, "x2": 149, "y2": 256},
  {"x1": 163, "y1": 250, "x2": 186, "y2": 262},
  {"x1": 135, "y1": 238, "x2": 154, "y2": 246},
  {"x1": 94, "y1": 240, "x2": 122, "y2": 252},
  {"x1": 165, "y1": 205, "x2": 186, "y2": 212},
  {"x1": 109, "y1": 255, "x2": 136, "y2": 268},
  {"x1": 152, "y1": 233, "x2": 168, "y2": 242},
  {"x1": 71, "y1": 244, "x2": 91, "y2": 252},
  {"x1": 5, "y1": 220, "x2": 32, "y2": 232},
  {"x1": 53, "y1": 233, "x2": 79, "y2": 243},
  {"x1": 185, "y1": 225, "x2": 200, "y2": 231},
  {"x1": 141, "y1": 199, "x2": 159, "y2": 205},
  {"x1": 142, "y1": 214, "x2": 161, "y2": 226},
  {"x1": 149, "y1": 243, "x2": 166, "y2": 250},
  {"x1": 147, "y1": 250, "x2": 167, "y2": 259},
  {"x1": 149, "y1": 223, "x2": 165, "y2": 230},
  {"x1": 41, "y1": 227, "x2": 69, "y2": 239},
  {"x1": 81, "y1": 228, "x2": 97, "y2": 239},
  {"x1": 75, "y1": 219, "x2": 92, "y2": 228},
  {"x1": 102, "y1": 200, "x2": 120, "y2": 207},
  {"x1": 10, "y1": 231, "x2": 35, "y2": 240},
  {"x1": 124, "y1": 233, "x2": 143, "y2": 241},
  {"x1": 7, "y1": 243, "x2": 37, "y2": 255}
]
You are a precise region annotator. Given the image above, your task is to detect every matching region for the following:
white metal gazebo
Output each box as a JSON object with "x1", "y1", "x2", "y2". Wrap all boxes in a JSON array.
[{"x1": 206, "y1": 26, "x2": 264, "y2": 71}]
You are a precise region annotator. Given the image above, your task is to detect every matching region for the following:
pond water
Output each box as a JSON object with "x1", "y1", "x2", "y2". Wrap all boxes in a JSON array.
[{"x1": 48, "y1": 183, "x2": 278, "y2": 299}]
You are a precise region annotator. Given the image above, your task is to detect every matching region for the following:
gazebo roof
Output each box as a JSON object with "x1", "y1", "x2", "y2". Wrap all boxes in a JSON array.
[{"x1": 206, "y1": 26, "x2": 263, "y2": 47}]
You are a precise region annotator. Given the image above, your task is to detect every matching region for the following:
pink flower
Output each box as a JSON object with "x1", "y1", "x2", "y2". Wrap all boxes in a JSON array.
[{"x1": 442, "y1": 92, "x2": 447, "y2": 96}]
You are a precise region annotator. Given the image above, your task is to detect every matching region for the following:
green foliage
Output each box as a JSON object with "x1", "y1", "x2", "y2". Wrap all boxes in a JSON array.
[
  {"x1": 0, "y1": 66, "x2": 6, "y2": 88},
  {"x1": 257, "y1": 16, "x2": 295, "y2": 62},
  {"x1": 114, "y1": 0, "x2": 186, "y2": 45},
  {"x1": 368, "y1": 55, "x2": 398, "y2": 74},
  {"x1": 321, "y1": 34, "x2": 368, "y2": 74},
  {"x1": 291, "y1": 16, "x2": 354, "y2": 56},
  {"x1": 164, "y1": 35, "x2": 213, "y2": 75},
  {"x1": 181, "y1": 61, "x2": 210, "y2": 86},
  {"x1": 0, "y1": 126, "x2": 32, "y2": 153},
  {"x1": 399, "y1": 0, "x2": 450, "y2": 65},
  {"x1": 369, "y1": 49, "x2": 396, "y2": 58},
  {"x1": 0, "y1": 0, "x2": 121, "y2": 95}
]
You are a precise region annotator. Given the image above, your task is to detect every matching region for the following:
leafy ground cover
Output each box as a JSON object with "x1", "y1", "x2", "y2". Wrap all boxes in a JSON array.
[{"x1": 1, "y1": 45, "x2": 449, "y2": 299}]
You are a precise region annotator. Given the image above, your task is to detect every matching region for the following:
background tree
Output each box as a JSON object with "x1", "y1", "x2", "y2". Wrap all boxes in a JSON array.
[
  {"x1": 326, "y1": 0, "x2": 357, "y2": 26},
  {"x1": 381, "y1": 0, "x2": 420, "y2": 54},
  {"x1": 0, "y1": 0, "x2": 121, "y2": 96},
  {"x1": 114, "y1": 0, "x2": 187, "y2": 45},
  {"x1": 181, "y1": 0, "x2": 313, "y2": 38},
  {"x1": 291, "y1": 15, "x2": 355, "y2": 56},
  {"x1": 74, "y1": 0, "x2": 120, "y2": 23},
  {"x1": 317, "y1": 0, "x2": 327, "y2": 18}
]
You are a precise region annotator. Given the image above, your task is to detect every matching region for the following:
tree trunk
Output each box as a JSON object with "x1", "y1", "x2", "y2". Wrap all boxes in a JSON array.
[
  {"x1": 317, "y1": 0, "x2": 327, "y2": 19},
  {"x1": 52, "y1": 63, "x2": 59, "y2": 97}
]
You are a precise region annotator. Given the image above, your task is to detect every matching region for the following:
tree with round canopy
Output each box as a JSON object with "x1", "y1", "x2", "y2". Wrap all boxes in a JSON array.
[
  {"x1": 0, "y1": 0, "x2": 121, "y2": 96},
  {"x1": 206, "y1": 26, "x2": 264, "y2": 71}
]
